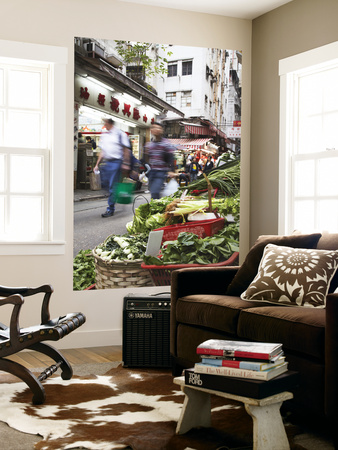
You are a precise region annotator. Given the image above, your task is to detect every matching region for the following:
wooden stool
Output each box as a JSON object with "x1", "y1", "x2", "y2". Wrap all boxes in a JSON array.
[{"x1": 174, "y1": 376, "x2": 293, "y2": 450}]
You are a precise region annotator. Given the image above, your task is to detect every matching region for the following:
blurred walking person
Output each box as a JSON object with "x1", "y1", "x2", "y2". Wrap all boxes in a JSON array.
[
  {"x1": 144, "y1": 122, "x2": 176, "y2": 199},
  {"x1": 94, "y1": 118, "x2": 131, "y2": 217}
]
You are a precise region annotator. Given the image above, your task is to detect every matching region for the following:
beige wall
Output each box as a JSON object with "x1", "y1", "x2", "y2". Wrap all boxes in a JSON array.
[
  {"x1": 250, "y1": 0, "x2": 338, "y2": 245},
  {"x1": 0, "y1": 0, "x2": 252, "y2": 348}
]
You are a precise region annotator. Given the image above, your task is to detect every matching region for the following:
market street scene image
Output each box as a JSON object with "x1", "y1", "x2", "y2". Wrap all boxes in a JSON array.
[{"x1": 73, "y1": 38, "x2": 242, "y2": 290}]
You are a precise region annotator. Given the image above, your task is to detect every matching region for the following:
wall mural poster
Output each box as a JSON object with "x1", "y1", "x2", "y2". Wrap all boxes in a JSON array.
[{"x1": 73, "y1": 37, "x2": 242, "y2": 291}]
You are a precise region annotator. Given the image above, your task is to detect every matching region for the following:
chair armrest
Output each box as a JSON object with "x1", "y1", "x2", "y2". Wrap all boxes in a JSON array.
[
  {"x1": 0, "y1": 284, "x2": 53, "y2": 324},
  {"x1": 0, "y1": 284, "x2": 53, "y2": 297},
  {"x1": 325, "y1": 293, "x2": 338, "y2": 418}
]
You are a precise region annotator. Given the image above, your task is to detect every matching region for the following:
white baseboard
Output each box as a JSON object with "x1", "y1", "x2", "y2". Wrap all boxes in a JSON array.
[{"x1": 52, "y1": 328, "x2": 122, "y2": 349}]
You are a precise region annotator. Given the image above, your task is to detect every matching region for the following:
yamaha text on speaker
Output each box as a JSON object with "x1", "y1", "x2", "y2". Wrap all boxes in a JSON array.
[{"x1": 123, "y1": 293, "x2": 171, "y2": 368}]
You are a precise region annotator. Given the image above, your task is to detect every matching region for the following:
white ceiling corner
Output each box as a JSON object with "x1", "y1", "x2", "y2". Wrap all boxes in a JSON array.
[{"x1": 116, "y1": 0, "x2": 294, "y2": 20}]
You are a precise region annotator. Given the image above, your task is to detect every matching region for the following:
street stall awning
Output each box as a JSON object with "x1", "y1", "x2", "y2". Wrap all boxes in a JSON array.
[
  {"x1": 169, "y1": 138, "x2": 212, "y2": 150},
  {"x1": 181, "y1": 122, "x2": 210, "y2": 135},
  {"x1": 207, "y1": 122, "x2": 228, "y2": 140}
]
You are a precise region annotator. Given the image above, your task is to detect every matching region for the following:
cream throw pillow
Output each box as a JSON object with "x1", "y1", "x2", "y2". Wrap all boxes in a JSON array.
[{"x1": 241, "y1": 244, "x2": 338, "y2": 308}]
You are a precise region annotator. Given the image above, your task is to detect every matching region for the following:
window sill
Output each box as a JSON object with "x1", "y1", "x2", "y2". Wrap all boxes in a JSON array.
[{"x1": 0, "y1": 241, "x2": 66, "y2": 255}]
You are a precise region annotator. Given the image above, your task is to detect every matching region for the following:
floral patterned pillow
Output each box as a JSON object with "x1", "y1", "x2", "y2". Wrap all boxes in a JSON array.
[{"x1": 241, "y1": 244, "x2": 338, "y2": 308}]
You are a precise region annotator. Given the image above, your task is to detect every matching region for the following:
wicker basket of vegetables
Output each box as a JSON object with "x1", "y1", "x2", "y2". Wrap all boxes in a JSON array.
[{"x1": 93, "y1": 233, "x2": 154, "y2": 289}]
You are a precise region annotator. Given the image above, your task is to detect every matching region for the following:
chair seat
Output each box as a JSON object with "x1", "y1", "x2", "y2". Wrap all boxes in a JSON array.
[
  {"x1": 0, "y1": 284, "x2": 86, "y2": 404},
  {"x1": 0, "y1": 312, "x2": 86, "y2": 357}
]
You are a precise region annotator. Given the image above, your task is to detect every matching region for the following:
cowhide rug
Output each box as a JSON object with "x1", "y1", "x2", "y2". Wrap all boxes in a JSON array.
[{"x1": 0, "y1": 365, "x2": 312, "y2": 449}]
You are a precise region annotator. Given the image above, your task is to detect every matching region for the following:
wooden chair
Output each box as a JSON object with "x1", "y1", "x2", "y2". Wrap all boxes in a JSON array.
[{"x1": 0, "y1": 284, "x2": 86, "y2": 404}]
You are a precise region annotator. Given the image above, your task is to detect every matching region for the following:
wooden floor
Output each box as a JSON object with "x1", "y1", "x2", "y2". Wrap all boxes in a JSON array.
[{"x1": 5, "y1": 346, "x2": 123, "y2": 369}]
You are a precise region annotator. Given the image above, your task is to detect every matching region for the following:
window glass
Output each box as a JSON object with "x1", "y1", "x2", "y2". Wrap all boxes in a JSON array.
[
  {"x1": 323, "y1": 112, "x2": 338, "y2": 149},
  {"x1": 181, "y1": 91, "x2": 192, "y2": 108},
  {"x1": 9, "y1": 197, "x2": 43, "y2": 239},
  {"x1": 298, "y1": 68, "x2": 338, "y2": 154},
  {"x1": 0, "y1": 68, "x2": 3, "y2": 105},
  {"x1": 6, "y1": 111, "x2": 41, "y2": 148},
  {"x1": 294, "y1": 200, "x2": 315, "y2": 231},
  {"x1": 166, "y1": 92, "x2": 176, "y2": 106},
  {"x1": 182, "y1": 60, "x2": 192, "y2": 76},
  {"x1": 323, "y1": 68, "x2": 338, "y2": 111},
  {"x1": 0, "y1": 197, "x2": 4, "y2": 235},
  {"x1": 8, "y1": 70, "x2": 41, "y2": 109},
  {"x1": 168, "y1": 63, "x2": 177, "y2": 77},
  {"x1": 0, "y1": 111, "x2": 3, "y2": 145},
  {"x1": 10, "y1": 155, "x2": 43, "y2": 193},
  {"x1": 294, "y1": 160, "x2": 314, "y2": 197},
  {"x1": 318, "y1": 199, "x2": 338, "y2": 230},
  {"x1": 317, "y1": 157, "x2": 338, "y2": 196},
  {"x1": 0, "y1": 154, "x2": 4, "y2": 192}
]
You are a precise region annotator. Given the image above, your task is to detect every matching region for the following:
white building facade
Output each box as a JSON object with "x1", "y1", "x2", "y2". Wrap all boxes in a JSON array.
[{"x1": 156, "y1": 45, "x2": 242, "y2": 152}]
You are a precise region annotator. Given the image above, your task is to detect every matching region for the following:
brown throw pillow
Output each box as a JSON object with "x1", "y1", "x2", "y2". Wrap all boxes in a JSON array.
[
  {"x1": 226, "y1": 233, "x2": 322, "y2": 296},
  {"x1": 241, "y1": 244, "x2": 338, "y2": 308}
]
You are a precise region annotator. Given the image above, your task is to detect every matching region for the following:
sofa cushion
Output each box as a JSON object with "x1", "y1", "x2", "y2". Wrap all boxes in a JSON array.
[
  {"x1": 317, "y1": 232, "x2": 338, "y2": 292},
  {"x1": 176, "y1": 294, "x2": 258, "y2": 335},
  {"x1": 237, "y1": 306, "x2": 325, "y2": 360},
  {"x1": 241, "y1": 244, "x2": 338, "y2": 308},
  {"x1": 226, "y1": 233, "x2": 322, "y2": 296}
]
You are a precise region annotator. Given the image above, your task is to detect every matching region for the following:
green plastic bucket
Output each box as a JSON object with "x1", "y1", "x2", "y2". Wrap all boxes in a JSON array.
[{"x1": 115, "y1": 182, "x2": 135, "y2": 204}]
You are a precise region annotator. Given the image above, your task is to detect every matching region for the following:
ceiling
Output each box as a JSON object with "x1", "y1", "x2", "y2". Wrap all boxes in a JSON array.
[{"x1": 117, "y1": 0, "x2": 293, "y2": 20}]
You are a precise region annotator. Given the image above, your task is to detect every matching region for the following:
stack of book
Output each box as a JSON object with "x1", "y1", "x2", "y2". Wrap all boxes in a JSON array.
[{"x1": 184, "y1": 339, "x2": 299, "y2": 399}]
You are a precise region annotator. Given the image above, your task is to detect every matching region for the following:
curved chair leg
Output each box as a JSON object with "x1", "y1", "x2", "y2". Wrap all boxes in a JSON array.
[
  {"x1": 0, "y1": 358, "x2": 45, "y2": 404},
  {"x1": 30, "y1": 342, "x2": 73, "y2": 380}
]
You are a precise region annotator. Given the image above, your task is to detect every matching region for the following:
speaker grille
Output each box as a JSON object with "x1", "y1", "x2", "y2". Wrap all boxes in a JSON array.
[{"x1": 122, "y1": 295, "x2": 171, "y2": 367}]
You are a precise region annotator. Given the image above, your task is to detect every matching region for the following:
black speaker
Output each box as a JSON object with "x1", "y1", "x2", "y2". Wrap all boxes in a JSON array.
[{"x1": 122, "y1": 293, "x2": 171, "y2": 368}]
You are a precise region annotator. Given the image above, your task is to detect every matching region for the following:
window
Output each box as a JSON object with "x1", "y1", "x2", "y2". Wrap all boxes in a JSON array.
[
  {"x1": 126, "y1": 65, "x2": 145, "y2": 81},
  {"x1": 0, "y1": 40, "x2": 67, "y2": 255},
  {"x1": 181, "y1": 91, "x2": 192, "y2": 108},
  {"x1": 0, "y1": 63, "x2": 49, "y2": 242},
  {"x1": 166, "y1": 92, "x2": 176, "y2": 106},
  {"x1": 167, "y1": 63, "x2": 177, "y2": 77},
  {"x1": 279, "y1": 41, "x2": 338, "y2": 234},
  {"x1": 182, "y1": 60, "x2": 193, "y2": 76}
]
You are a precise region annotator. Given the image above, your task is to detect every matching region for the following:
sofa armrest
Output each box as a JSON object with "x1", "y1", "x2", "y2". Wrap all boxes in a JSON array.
[
  {"x1": 325, "y1": 293, "x2": 338, "y2": 418},
  {"x1": 170, "y1": 266, "x2": 239, "y2": 358}
]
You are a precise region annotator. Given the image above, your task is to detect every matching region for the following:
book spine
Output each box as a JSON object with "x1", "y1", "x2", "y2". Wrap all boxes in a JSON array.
[
  {"x1": 196, "y1": 348, "x2": 271, "y2": 360},
  {"x1": 201, "y1": 358, "x2": 268, "y2": 371},
  {"x1": 201, "y1": 358, "x2": 240, "y2": 368},
  {"x1": 196, "y1": 348, "x2": 224, "y2": 356},
  {"x1": 234, "y1": 350, "x2": 271, "y2": 360},
  {"x1": 194, "y1": 363, "x2": 271, "y2": 380},
  {"x1": 185, "y1": 370, "x2": 230, "y2": 392}
]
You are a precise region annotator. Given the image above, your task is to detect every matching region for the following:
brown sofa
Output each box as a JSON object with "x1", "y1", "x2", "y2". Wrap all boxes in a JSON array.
[{"x1": 170, "y1": 232, "x2": 338, "y2": 426}]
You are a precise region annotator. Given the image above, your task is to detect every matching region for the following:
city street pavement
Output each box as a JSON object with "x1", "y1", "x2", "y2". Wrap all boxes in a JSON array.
[{"x1": 73, "y1": 188, "x2": 151, "y2": 257}]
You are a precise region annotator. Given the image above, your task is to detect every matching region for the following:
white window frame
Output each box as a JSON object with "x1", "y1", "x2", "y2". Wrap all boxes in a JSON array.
[
  {"x1": 279, "y1": 41, "x2": 338, "y2": 235},
  {"x1": 0, "y1": 40, "x2": 67, "y2": 255}
]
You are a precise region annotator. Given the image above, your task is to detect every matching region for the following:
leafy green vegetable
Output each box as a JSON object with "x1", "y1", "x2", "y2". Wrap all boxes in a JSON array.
[
  {"x1": 94, "y1": 233, "x2": 149, "y2": 261},
  {"x1": 145, "y1": 212, "x2": 167, "y2": 230},
  {"x1": 143, "y1": 226, "x2": 239, "y2": 266},
  {"x1": 126, "y1": 197, "x2": 173, "y2": 234},
  {"x1": 73, "y1": 249, "x2": 96, "y2": 290},
  {"x1": 216, "y1": 193, "x2": 240, "y2": 222},
  {"x1": 182, "y1": 160, "x2": 240, "y2": 196}
]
